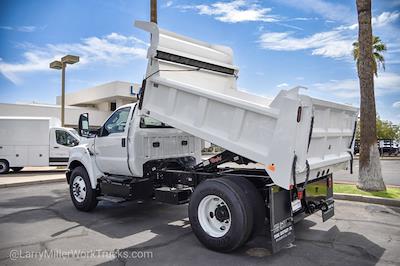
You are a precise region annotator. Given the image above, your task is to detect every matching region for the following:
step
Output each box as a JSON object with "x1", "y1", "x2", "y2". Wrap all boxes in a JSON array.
[
  {"x1": 97, "y1": 195, "x2": 126, "y2": 203},
  {"x1": 103, "y1": 175, "x2": 133, "y2": 183}
]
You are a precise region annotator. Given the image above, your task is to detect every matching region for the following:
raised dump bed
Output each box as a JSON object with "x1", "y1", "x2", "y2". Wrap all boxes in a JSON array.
[{"x1": 135, "y1": 21, "x2": 359, "y2": 189}]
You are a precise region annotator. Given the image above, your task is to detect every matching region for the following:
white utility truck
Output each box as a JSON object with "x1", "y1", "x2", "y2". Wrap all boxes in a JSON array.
[
  {"x1": 67, "y1": 21, "x2": 359, "y2": 253},
  {"x1": 0, "y1": 117, "x2": 80, "y2": 174}
]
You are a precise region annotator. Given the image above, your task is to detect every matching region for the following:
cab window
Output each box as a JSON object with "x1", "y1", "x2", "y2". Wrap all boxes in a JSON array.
[
  {"x1": 101, "y1": 107, "x2": 131, "y2": 136},
  {"x1": 56, "y1": 130, "x2": 79, "y2": 147}
]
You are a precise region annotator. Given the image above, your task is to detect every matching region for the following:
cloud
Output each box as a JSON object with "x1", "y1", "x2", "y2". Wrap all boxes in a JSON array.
[
  {"x1": 336, "y1": 11, "x2": 400, "y2": 30},
  {"x1": 163, "y1": 1, "x2": 173, "y2": 8},
  {"x1": 259, "y1": 30, "x2": 354, "y2": 58},
  {"x1": 393, "y1": 101, "x2": 400, "y2": 108},
  {"x1": 0, "y1": 25, "x2": 45, "y2": 32},
  {"x1": 373, "y1": 11, "x2": 400, "y2": 27},
  {"x1": 179, "y1": 0, "x2": 279, "y2": 23},
  {"x1": 260, "y1": 10, "x2": 399, "y2": 60},
  {"x1": 0, "y1": 33, "x2": 148, "y2": 84},
  {"x1": 290, "y1": 17, "x2": 319, "y2": 21},
  {"x1": 275, "y1": 0, "x2": 353, "y2": 23},
  {"x1": 277, "y1": 83, "x2": 289, "y2": 88},
  {"x1": 312, "y1": 72, "x2": 400, "y2": 99}
]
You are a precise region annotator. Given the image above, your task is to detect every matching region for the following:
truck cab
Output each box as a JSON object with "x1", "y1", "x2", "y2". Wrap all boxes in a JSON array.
[
  {"x1": 49, "y1": 127, "x2": 80, "y2": 165},
  {"x1": 67, "y1": 103, "x2": 201, "y2": 192}
]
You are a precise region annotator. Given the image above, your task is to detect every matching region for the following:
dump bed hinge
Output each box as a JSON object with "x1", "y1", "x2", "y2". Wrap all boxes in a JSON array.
[{"x1": 194, "y1": 150, "x2": 254, "y2": 172}]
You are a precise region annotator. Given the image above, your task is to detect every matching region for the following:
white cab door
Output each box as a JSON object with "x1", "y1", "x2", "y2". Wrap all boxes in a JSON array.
[
  {"x1": 49, "y1": 128, "x2": 79, "y2": 165},
  {"x1": 94, "y1": 106, "x2": 132, "y2": 176}
]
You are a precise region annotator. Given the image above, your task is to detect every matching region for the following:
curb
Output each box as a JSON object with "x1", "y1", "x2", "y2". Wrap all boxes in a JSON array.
[
  {"x1": 334, "y1": 193, "x2": 400, "y2": 207},
  {"x1": 334, "y1": 181, "x2": 400, "y2": 188},
  {"x1": 0, "y1": 178, "x2": 65, "y2": 189},
  {"x1": 353, "y1": 156, "x2": 400, "y2": 160}
]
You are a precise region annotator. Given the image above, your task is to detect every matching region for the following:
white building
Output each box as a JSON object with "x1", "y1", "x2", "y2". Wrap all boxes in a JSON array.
[{"x1": 0, "y1": 81, "x2": 139, "y2": 128}]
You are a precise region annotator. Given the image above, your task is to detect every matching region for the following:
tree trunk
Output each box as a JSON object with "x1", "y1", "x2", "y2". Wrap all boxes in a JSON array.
[
  {"x1": 151, "y1": 0, "x2": 157, "y2": 24},
  {"x1": 356, "y1": 0, "x2": 386, "y2": 191}
]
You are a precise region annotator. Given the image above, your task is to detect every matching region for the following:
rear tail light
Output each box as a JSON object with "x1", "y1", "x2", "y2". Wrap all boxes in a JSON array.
[{"x1": 297, "y1": 191, "x2": 303, "y2": 200}]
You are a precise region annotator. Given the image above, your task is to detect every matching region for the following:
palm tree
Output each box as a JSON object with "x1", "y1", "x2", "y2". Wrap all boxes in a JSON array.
[
  {"x1": 353, "y1": 36, "x2": 387, "y2": 77},
  {"x1": 355, "y1": 0, "x2": 386, "y2": 191}
]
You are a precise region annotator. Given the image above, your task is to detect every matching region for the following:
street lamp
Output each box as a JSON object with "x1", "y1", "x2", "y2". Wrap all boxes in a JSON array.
[{"x1": 50, "y1": 55, "x2": 79, "y2": 127}]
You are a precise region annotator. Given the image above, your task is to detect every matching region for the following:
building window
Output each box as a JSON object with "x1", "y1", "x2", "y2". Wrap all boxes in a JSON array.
[{"x1": 110, "y1": 102, "x2": 116, "y2": 111}]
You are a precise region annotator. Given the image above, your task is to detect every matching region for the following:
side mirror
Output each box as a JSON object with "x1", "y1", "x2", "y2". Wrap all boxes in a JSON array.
[{"x1": 78, "y1": 113, "x2": 90, "y2": 137}]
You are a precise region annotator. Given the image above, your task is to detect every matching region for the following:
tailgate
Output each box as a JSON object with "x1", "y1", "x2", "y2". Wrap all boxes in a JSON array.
[{"x1": 292, "y1": 96, "x2": 358, "y2": 187}]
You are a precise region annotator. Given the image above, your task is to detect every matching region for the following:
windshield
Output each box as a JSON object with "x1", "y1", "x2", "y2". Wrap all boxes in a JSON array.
[
  {"x1": 56, "y1": 130, "x2": 79, "y2": 147},
  {"x1": 68, "y1": 128, "x2": 80, "y2": 139},
  {"x1": 140, "y1": 116, "x2": 172, "y2": 128}
]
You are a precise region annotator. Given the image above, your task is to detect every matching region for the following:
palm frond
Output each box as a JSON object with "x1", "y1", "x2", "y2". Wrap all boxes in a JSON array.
[
  {"x1": 352, "y1": 35, "x2": 387, "y2": 77},
  {"x1": 373, "y1": 52, "x2": 386, "y2": 71}
]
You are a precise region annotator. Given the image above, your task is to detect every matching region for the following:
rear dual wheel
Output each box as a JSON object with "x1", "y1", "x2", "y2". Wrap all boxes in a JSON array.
[{"x1": 189, "y1": 177, "x2": 264, "y2": 252}]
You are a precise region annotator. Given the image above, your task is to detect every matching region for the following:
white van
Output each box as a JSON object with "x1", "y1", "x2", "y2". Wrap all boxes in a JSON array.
[{"x1": 0, "y1": 117, "x2": 80, "y2": 174}]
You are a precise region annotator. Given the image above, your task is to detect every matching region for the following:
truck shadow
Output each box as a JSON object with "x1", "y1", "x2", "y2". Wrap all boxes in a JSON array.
[
  {"x1": 1, "y1": 169, "x2": 65, "y2": 176},
  {"x1": 0, "y1": 189, "x2": 386, "y2": 265},
  {"x1": 94, "y1": 218, "x2": 386, "y2": 266}
]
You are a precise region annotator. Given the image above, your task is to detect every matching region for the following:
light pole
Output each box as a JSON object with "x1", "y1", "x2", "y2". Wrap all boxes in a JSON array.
[
  {"x1": 151, "y1": 0, "x2": 157, "y2": 24},
  {"x1": 50, "y1": 55, "x2": 79, "y2": 127}
]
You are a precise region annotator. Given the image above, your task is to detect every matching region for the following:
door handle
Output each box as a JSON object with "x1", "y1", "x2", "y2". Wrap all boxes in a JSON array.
[
  {"x1": 53, "y1": 147, "x2": 59, "y2": 149},
  {"x1": 153, "y1": 141, "x2": 160, "y2": 148},
  {"x1": 121, "y1": 138, "x2": 126, "y2": 147}
]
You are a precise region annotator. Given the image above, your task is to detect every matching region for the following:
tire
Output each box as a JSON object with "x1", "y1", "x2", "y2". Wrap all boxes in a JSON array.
[
  {"x1": 227, "y1": 176, "x2": 266, "y2": 240},
  {"x1": 0, "y1": 159, "x2": 10, "y2": 174},
  {"x1": 189, "y1": 177, "x2": 254, "y2": 252},
  {"x1": 69, "y1": 166, "x2": 98, "y2": 212},
  {"x1": 11, "y1": 167, "x2": 24, "y2": 173}
]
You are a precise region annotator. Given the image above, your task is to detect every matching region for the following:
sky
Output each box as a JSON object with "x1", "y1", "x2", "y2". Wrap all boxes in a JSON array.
[{"x1": 0, "y1": 0, "x2": 399, "y2": 123}]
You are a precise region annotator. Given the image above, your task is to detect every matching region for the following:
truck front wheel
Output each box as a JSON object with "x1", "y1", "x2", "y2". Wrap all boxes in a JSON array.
[
  {"x1": 0, "y1": 160, "x2": 10, "y2": 174},
  {"x1": 69, "y1": 166, "x2": 98, "y2": 212},
  {"x1": 189, "y1": 178, "x2": 254, "y2": 252}
]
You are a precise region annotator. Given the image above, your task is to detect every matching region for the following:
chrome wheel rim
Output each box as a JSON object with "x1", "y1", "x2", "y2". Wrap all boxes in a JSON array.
[
  {"x1": 72, "y1": 175, "x2": 86, "y2": 203},
  {"x1": 198, "y1": 195, "x2": 231, "y2": 237}
]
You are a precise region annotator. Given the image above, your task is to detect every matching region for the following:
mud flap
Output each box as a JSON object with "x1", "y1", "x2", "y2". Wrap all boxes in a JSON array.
[
  {"x1": 322, "y1": 176, "x2": 334, "y2": 222},
  {"x1": 322, "y1": 198, "x2": 334, "y2": 222},
  {"x1": 266, "y1": 186, "x2": 295, "y2": 253}
]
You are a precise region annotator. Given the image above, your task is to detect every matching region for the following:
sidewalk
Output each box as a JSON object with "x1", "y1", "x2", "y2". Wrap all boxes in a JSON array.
[
  {"x1": 0, "y1": 167, "x2": 66, "y2": 188},
  {"x1": 354, "y1": 156, "x2": 400, "y2": 160}
]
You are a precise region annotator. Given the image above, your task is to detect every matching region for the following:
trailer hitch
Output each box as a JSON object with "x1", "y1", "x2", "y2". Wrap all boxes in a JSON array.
[{"x1": 306, "y1": 200, "x2": 329, "y2": 214}]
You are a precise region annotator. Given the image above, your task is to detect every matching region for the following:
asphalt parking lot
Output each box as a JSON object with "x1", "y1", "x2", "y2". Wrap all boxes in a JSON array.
[{"x1": 0, "y1": 182, "x2": 399, "y2": 266}]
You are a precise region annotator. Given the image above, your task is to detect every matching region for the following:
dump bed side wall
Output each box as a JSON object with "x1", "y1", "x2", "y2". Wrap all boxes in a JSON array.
[{"x1": 137, "y1": 21, "x2": 359, "y2": 189}]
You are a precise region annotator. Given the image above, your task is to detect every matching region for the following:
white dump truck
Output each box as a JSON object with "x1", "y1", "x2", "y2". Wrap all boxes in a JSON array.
[
  {"x1": 0, "y1": 117, "x2": 80, "y2": 174},
  {"x1": 67, "y1": 21, "x2": 358, "y2": 253}
]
